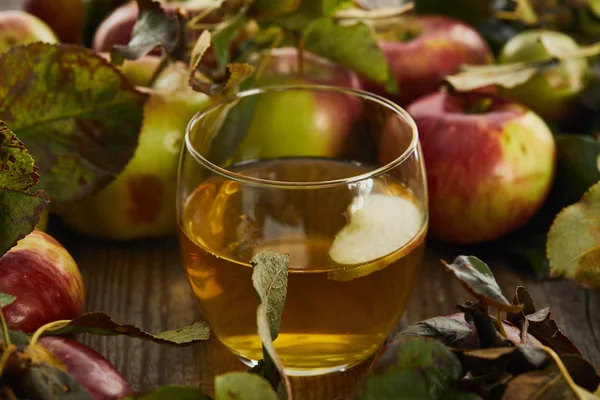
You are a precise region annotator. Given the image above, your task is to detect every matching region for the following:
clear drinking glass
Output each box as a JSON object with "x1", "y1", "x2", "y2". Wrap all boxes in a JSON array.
[{"x1": 177, "y1": 85, "x2": 428, "y2": 376}]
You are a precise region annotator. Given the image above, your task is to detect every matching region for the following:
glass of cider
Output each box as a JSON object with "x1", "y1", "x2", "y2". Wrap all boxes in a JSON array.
[{"x1": 177, "y1": 85, "x2": 428, "y2": 376}]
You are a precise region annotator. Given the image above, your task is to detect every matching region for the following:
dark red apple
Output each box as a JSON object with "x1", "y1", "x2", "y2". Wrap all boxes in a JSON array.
[
  {"x1": 0, "y1": 229, "x2": 85, "y2": 333},
  {"x1": 405, "y1": 92, "x2": 556, "y2": 244},
  {"x1": 362, "y1": 15, "x2": 493, "y2": 106},
  {"x1": 23, "y1": 0, "x2": 85, "y2": 43},
  {"x1": 235, "y1": 47, "x2": 364, "y2": 159},
  {"x1": 38, "y1": 336, "x2": 133, "y2": 400}
]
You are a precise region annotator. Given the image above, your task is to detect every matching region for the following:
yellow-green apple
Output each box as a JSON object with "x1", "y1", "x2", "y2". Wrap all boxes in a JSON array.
[
  {"x1": 498, "y1": 29, "x2": 590, "y2": 122},
  {"x1": 23, "y1": 0, "x2": 84, "y2": 43},
  {"x1": 60, "y1": 83, "x2": 209, "y2": 240},
  {"x1": 361, "y1": 15, "x2": 493, "y2": 106},
  {"x1": 38, "y1": 336, "x2": 133, "y2": 399},
  {"x1": 406, "y1": 92, "x2": 556, "y2": 244},
  {"x1": 0, "y1": 11, "x2": 59, "y2": 53},
  {"x1": 0, "y1": 229, "x2": 85, "y2": 333},
  {"x1": 234, "y1": 47, "x2": 364, "y2": 160}
]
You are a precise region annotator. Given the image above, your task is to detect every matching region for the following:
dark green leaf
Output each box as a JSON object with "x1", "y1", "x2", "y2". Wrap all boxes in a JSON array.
[
  {"x1": 457, "y1": 302, "x2": 509, "y2": 348},
  {"x1": 0, "y1": 43, "x2": 148, "y2": 209},
  {"x1": 251, "y1": 249, "x2": 291, "y2": 396},
  {"x1": 547, "y1": 181, "x2": 600, "y2": 289},
  {"x1": 552, "y1": 134, "x2": 600, "y2": 210},
  {"x1": 43, "y1": 312, "x2": 210, "y2": 346},
  {"x1": 414, "y1": 0, "x2": 493, "y2": 25},
  {"x1": 303, "y1": 18, "x2": 396, "y2": 91},
  {"x1": 393, "y1": 316, "x2": 474, "y2": 348},
  {"x1": 15, "y1": 362, "x2": 93, "y2": 400},
  {"x1": 8, "y1": 329, "x2": 30, "y2": 347},
  {"x1": 459, "y1": 346, "x2": 549, "y2": 376},
  {"x1": 508, "y1": 287, "x2": 582, "y2": 356},
  {"x1": 443, "y1": 256, "x2": 523, "y2": 313},
  {"x1": 0, "y1": 121, "x2": 49, "y2": 256},
  {"x1": 215, "y1": 372, "x2": 279, "y2": 400},
  {"x1": 211, "y1": 13, "x2": 248, "y2": 72},
  {"x1": 0, "y1": 292, "x2": 15, "y2": 308},
  {"x1": 111, "y1": 0, "x2": 180, "y2": 63},
  {"x1": 359, "y1": 337, "x2": 466, "y2": 400},
  {"x1": 124, "y1": 386, "x2": 212, "y2": 400}
]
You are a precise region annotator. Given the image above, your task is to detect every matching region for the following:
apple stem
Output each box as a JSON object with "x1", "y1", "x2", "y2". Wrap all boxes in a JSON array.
[
  {"x1": 148, "y1": 55, "x2": 171, "y2": 88},
  {"x1": 294, "y1": 32, "x2": 305, "y2": 76},
  {"x1": 0, "y1": 344, "x2": 17, "y2": 376},
  {"x1": 30, "y1": 320, "x2": 71, "y2": 346}
]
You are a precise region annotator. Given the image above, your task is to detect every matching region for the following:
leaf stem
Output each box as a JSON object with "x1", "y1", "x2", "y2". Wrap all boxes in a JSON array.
[
  {"x1": 148, "y1": 55, "x2": 171, "y2": 88},
  {"x1": 541, "y1": 346, "x2": 586, "y2": 398},
  {"x1": 0, "y1": 311, "x2": 11, "y2": 347},
  {"x1": 0, "y1": 344, "x2": 17, "y2": 376},
  {"x1": 30, "y1": 320, "x2": 71, "y2": 346},
  {"x1": 295, "y1": 32, "x2": 305, "y2": 76},
  {"x1": 496, "y1": 309, "x2": 508, "y2": 338}
]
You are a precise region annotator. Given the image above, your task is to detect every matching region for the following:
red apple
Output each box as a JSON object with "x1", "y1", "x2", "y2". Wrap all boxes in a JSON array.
[
  {"x1": 23, "y1": 0, "x2": 85, "y2": 43},
  {"x1": 362, "y1": 15, "x2": 493, "y2": 106},
  {"x1": 235, "y1": 47, "x2": 364, "y2": 159},
  {"x1": 0, "y1": 229, "x2": 85, "y2": 333},
  {"x1": 0, "y1": 10, "x2": 59, "y2": 54},
  {"x1": 38, "y1": 336, "x2": 133, "y2": 400},
  {"x1": 406, "y1": 92, "x2": 556, "y2": 244}
]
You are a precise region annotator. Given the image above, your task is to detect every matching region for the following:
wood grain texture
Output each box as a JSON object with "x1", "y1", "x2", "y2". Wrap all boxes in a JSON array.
[{"x1": 47, "y1": 221, "x2": 600, "y2": 400}]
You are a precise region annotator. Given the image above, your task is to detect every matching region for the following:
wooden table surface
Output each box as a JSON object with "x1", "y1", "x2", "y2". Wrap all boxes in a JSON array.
[{"x1": 3, "y1": 1, "x2": 600, "y2": 398}]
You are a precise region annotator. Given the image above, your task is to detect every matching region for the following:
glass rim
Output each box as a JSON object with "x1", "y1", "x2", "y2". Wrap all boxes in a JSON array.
[{"x1": 184, "y1": 84, "x2": 419, "y2": 189}]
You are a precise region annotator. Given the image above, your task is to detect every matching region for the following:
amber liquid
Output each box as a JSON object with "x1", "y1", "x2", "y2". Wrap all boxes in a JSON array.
[{"x1": 179, "y1": 158, "x2": 426, "y2": 375}]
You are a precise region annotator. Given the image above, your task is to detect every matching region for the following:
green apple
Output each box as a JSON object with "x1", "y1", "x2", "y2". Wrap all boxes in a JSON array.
[
  {"x1": 0, "y1": 10, "x2": 59, "y2": 54},
  {"x1": 498, "y1": 30, "x2": 589, "y2": 122}
]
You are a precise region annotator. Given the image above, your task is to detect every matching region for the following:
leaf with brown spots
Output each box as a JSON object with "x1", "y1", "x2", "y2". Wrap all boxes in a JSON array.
[
  {"x1": 0, "y1": 121, "x2": 49, "y2": 257},
  {"x1": 0, "y1": 43, "x2": 148, "y2": 210},
  {"x1": 443, "y1": 256, "x2": 523, "y2": 313},
  {"x1": 547, "y1": 181, "x2": 600, "y2": 289},
  {"x1": 42, "y1": 312, "x2": 210, "y2": 346}
]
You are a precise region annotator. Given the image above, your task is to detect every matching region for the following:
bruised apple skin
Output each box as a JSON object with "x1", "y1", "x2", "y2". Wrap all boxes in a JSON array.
[
  {"x1": 0, "y1": 10, "x2": 59, "y2": 54},
  {"x1": 60, "y1": 87, "x2": 210, "y2": 240},
  {"x1": 237, "y1": 47, "x2": 364, "y2": 159},
  {"x1": 361, "y1": 15, "x2": 493, "y2": 106},
  {"x1": 406, "y1": 92, "x2": 556, "y2": 244},
  {"x1": 38, "y1": 336, "x2": 133, "y2": 400},
  {"x1": 23, "y1": 0, "x2": 85, "y2": 43},
  {"x1": 0, "y1": 230, "x2": 84, "y2": 333}
]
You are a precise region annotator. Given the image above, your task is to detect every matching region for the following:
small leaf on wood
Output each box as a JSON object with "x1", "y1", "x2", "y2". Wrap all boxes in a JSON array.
[
  {"x1": 0, "y1": 122, "x2": 49, "y2": 257},
  {"x1": 547, "y1": 181, "x2": 600, "y2": 289},
  {"x1": 251, "y1": 249, "x2": 291, "y2": 397},
  {"x1": 359, "y1": 337, "x2": 467, "y2": 400},
  {"x1": 0, "y1": 43, "x2": 148, "y2": 209},
  {"x1": 443, "y1": 256, "x2": 523, "y2": 313},
  {"x1": 303, "y1": 18, "x2": 397, "y2": 92},
  {"x1": 42, "y1": 312, "x2": 210, "y2": 346},
  {"x1": 111, "y1": 0, "x2": 180, "y2": 63},
  {"x1": 392, "y1": 316, "x2": 474, "y2": 348},
  {"x1": 215, "y1": 372, "x2": 279, "y2": 400},
  {"x1": 123, "y1": 386, "x2": 211, "y2": 400}
]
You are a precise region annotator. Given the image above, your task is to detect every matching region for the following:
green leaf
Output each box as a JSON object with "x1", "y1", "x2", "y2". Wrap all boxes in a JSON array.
[
  {"x1": 251, "y1": 249, "x2": 291, "y2": 395},
  {"x1": 358, "y1": 337, "x2": 468, "y2": 400},
  {"x1": 0, "y1": 43, "x2": 148, "y2": 209},
  {"x1": 445, "y1": 62, "x2": 546, "y2": 92},
  {"x1": 8, "y1": 329, "x2": 30, "y2": 347},
  {"x1": 43, "y1": 312, "x2": 210, "y2": 346},
  {"x1": 303, "y1": 18, "x2": 396, "y2": 91},
  {"x1": 250, "y1": 0, "x2": 301, "y2": 19},
  {"x1": 124, "y1": 386, "x2": 212, "y2": 400},
  {"x1": 443, "y1": 256, "x2": 523, "y2": 313},
  {"x1": 547, "y1": 181, "x2": 600, "y2": 289},
  {"x1": 111, "y1": 0, "x2": 180, "y2": 63},
  {"x1": 0, "y1": 292, "x2": 15, "y2": 308},
  {"x1": 590, "y1": 0, "x2": 600, "y2": 19},
  {"x1": 0, "y1": 121, "x2": 49, "y2": 256},
  {"x1": 16, "y1": 361, "x2": 93, "y2": 399},
  {"x1": 215, "y1": 372, "x2": 279, "y2": 400},
  {"x1": 212, "y1": 13, "x2": 248, "y2": 72},
  {"x1": 414, "y1": 0, "x2": 493, "y2": 25},
  {"x1": 393, "y1": 316, "x2": 474, "y2": 348}
]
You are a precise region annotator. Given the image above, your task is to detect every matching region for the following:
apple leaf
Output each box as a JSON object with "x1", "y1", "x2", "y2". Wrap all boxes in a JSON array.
[
  {"x1": 0, "y1": 121, "x2": 50, "y2": 257},
  {"x1": 250, "y1": 0, "x2": 301, "y2": 19},
  {"x1": 15, "y1": 362, "x2": 93, "y2": 400},
  {"x1": 42, "y1": 312, "x2": 210, "y2": 347},
  {"x1": 190, "y1": 61, "x2": 255, "y2": 97},
  {"x1": 547, "y1": 181, "x2": 600, "y2": 289},
  {"x1": 358, "y1": 337, "x2": 473, "y2": 400},
  {"x1": 508, "y1": 287, "x2": 582, "y2": 357},
  {"x1": 445, "y1": 62, "x2": 544, "y2": 92},
  {"x1": 211, "y1": 13, "x2": 248, "y2": 73},
  {"x1": 215, "y1": 372, "x2": 279, "y2": 400},
  {"x1": 303, "y1": 18, "x2": 397, "y2": 92},
  {"x1": 189, "y1": 30, "x2": 213, "y2": 72},
  {"x1": 443, "y1": 256, "x2": 523, "y2": 313},
  {"x1": 0, "y1": 292, "x2": 15, "y2": 309},
  {"x1": 122, "y1": 386, "x2": 211, "y2": 400},
  {"x1": 0, "y1": 43, "x2": 148, "y2": 210},
  {"x1": 413, "y1": 0, "x2": 493, "y2": 25},
  {"x1": 502, "y1": 362, "x2": 583, "y2": 399},
  {"x1": 458, "y1": 346, "x2": 549, "y2": 377},
  {"x1": 111, "y1": 0, "x2": 180, "y2": 64},
  {"x1": 251, "y1": 249, "x2": 291, "y2": 396},
  {"x1": 391, "y1": 316, "x2": 474, "y2": 348}
]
